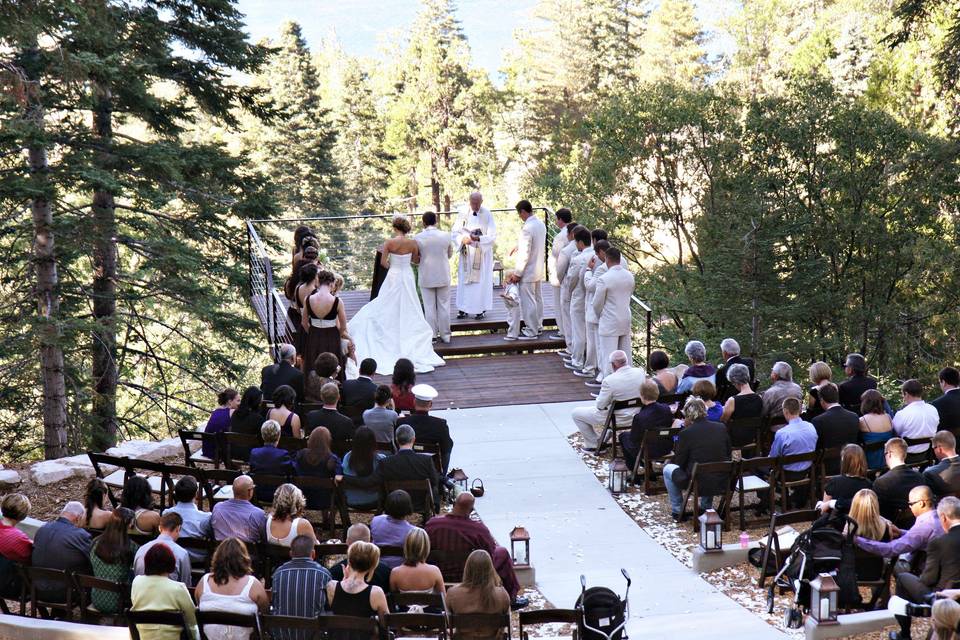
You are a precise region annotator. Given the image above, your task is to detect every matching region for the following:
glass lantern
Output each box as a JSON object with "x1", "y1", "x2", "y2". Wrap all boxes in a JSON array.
[
  {"x1": 608, "y1": 459, "x2": 629, "y2": 495},
  {"x1": 510, "y1": 526, "x2": 530, "y2": 566},
  {"x1": 698, "y1": 509, "x2": 723, "y2": 553},
  {"x1": 809, "y1": 573, "x2": 839, "y2": 625}
]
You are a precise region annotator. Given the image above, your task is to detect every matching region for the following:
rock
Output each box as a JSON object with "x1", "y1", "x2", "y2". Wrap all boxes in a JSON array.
[
  {"x1": 106, "y1": 438, "x2": 179, "y2": 462},
  {"x1": 0, "y1": 469, "x2": 21, "y2": 486},
  {"x1": 30, "y1": 460, "x2": 77, "y2": 486}
]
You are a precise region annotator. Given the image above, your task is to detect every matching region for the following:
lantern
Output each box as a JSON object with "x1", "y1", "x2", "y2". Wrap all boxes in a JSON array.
[
  {"x1": 510, "y1": 526, "x2": 530, "y2": 566},
  {"x1": 608, "y1": 459, "x2": 629, "y2": 495},
  {"x1": 698, "y1": 509, "x2": 723, "y2": 553},
  {"x1": 448, "y1": 468, "x2": 469, "y2": 493},
  {"x1": 809, "y1": 573, "x2": 839, "y2": 625}
]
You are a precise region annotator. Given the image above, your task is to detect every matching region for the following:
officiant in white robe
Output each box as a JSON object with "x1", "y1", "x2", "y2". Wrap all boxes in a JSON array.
[{"x1": 455, "y1": 192, "x2": 496, "y2": 316}]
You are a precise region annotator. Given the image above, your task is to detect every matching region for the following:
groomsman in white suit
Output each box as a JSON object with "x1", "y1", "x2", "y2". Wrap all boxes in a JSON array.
[
  {"x1": 581, "y1": 237, "x2": 609, "y2": 386},
  {"x1": 415, "y1": 212, "x2": 455, "y2": 343},
  {"x1": 564, "y1": 227, "x2": 592, "y2": 371},
  {"x1": 514, "y1": 200, "x2": 546, "y2": 339},
  {"x1": 454, "y1": 191, "x2": 496, "y2": 319},
  {"x1": 547, "y1": 208, "x2": 572, "y2": 341},
  {"x1": 592, "y1": 246, "x2": 636, "y2": 378},
  {"x1": 556, "y1": 223, "x2": 580, "y2": 360}
]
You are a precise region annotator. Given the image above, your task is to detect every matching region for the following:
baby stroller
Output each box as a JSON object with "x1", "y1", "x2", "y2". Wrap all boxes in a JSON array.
[
  {"x1": 577, "y1": 569, "x2": 631, "y2": 640},
  {"x1": 767, "y1": 514, "x2": 859, "y2": 628}
]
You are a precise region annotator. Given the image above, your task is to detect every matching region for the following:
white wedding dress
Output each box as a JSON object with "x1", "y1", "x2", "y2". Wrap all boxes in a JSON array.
[{"x1": 348, "y1": 252, "x2": 445, "y2": 375}]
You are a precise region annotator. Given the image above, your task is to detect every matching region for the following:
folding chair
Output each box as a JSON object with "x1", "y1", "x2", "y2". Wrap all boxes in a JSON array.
[
  {"x1": 449, "y1": 612, "x2": 511, "y2": 640},
  {"x1": 340, "y1": 403, "x2": 365, "y2": 426},
  {"x1": 758, "y1": 415, "x2": 788, "y2": 455},
  {"x1": 383, "y1": 612, "x2": 448, "y2": 640},
  {"x1": 518, "y1": 608, "x2": 579, "y2": 640},
  {"x1": 161, "y1": 463, "x2": 206, "y2": 509},
  {"x1": 756, "y1": 509, "x2": 820, "y2": 587},
  {"x1": 597, "y1": 397, "x2": 643, "y2": 461},
  {"x1": 261, "y1": 543, "x2": 297, "y2": 588},
  {"x1": 634, "y1": 426, "x2": 680, "y2": 495},
  {"x1": 904, "y1": 437, "x2": 934, "y2": 471},
  {"x1": 815, "y1": 445, "x2": 844, "y2": 495},
  {"x1": 389, "y1": 591, "x2": 447, "y2": 613},
  {"x1": 427, "y1": 548, "x2": 472, "y2": 584},
  {"x1": 21, "y1": 565, "x2": 75, "y2": 620},
  {"x1": 178, "y1": 537, "x2": 216, "y2": 583},
  {"x1": 339, "y1": 475, "x2": 385, "y2": 525},
  {"x1": 196, "y1": 610, "x2": 259, "y2": 640},
  {"x1": 731, "y1": 456, "x2": 775, "y2": 531},
  {"x1": 679, "y1": 460, "x2": 735, "y2": 531},
  {"x1": 249, "y1": 473, "x2": 291, "y2": 508},
  {"x1": 659, "y1": 392, "x2": 689, "y2": 418},
  {"x1": 179, "y1": 429, "x2": 221, "y2": 469},
  {"x1": 290, "y1": 475, "x2": 350, "y2": 539},
  {"x1": 203, "y1": 468, "x2": 243, "y2": 506},
  {"x1": 770, "y1": 451, "x2": 818, "y2": 512},
  {"x1": 127, "y1": 610, "x2": 188, "y2": 640},
  {"x1": 727, "y1": 415, "x2": 762, "y2": 457},
  {"x1": 413, "y1": 441, "x2": 445, "y2": 475},
  {"x1": 223, "y1": 433, "x2": 262, "y2": 470},
  {"x1": 854, "y1": 548, "x2": 898, "y2": 610},
  {"x1": 384, "y1": 478, "x2": 436, "y2": 525},
  {"x1": 87, "y1": 452, "x2": 131, "y2": 507},
  {"x1": 73, "y1": 573, "x2": 130, "y2": 624}
]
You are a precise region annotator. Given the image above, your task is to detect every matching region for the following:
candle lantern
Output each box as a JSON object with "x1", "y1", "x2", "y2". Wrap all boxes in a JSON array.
[
  {"x1": 608, "y1": 459, "x2": 629, "y2": 495},
  {"x1": 510, "y1": 526, "x2": 530, "y2": 566},
  {"x1": 698, "y1": 509, "x2": 723, "y2": 553},
  {"x1": 809, "y1": 573, "x2": 839, "y2": 625}
]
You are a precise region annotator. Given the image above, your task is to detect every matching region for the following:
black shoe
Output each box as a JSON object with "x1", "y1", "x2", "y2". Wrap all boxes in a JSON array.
[
  {"x1": 475, "y1": 312, "x2": 485, "y2": 319},
  {"x1": 888, "y1": 633, "x2": 909, "y2": 640},
  {"x1": 671, "y1": 512, "x2": 681, "y2": 522},
  {"x1": 511, "y1": 596, "x2": 530, "y2": 610},
  {"x1": 457, "y1": 311, "x2": 467, "y2": 319},
  {"x1": 584, "y1": 443, "x2": 609, "y2": 454}
]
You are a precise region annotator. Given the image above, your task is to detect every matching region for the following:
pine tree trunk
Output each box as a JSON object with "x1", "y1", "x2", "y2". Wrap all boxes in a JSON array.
[
  {"x1": 90, "y1": 80, "x2": 118, "y2": 451},
  {"x1": 23, "y1": 43, "x2": 69, "y2": 459},
  {"x1": 430, "y1": 155, "x2": 441, "y2": 211}
]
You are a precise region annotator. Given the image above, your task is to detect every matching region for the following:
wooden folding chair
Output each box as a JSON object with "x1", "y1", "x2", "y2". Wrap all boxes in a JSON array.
[
  {"x1": 223, "y1": 432, "x2": 262, "y2": 470},
  {"x1": 679, "y1": 460, "x2": 735, "y2": 531},
  {"x1": 249, "y1": 472, "x2": 291, "y2": 508},
  {"x1": 290, "y1": 475, "x2": 350, "y2": 539},
  {"x1": 597, "y1": 397, "x2": 643, "y2": 461},
  {"x1": 73, "y1": 573, "x2": 130, "y2": 624},
  {"x1": 518, "y1": 608, "x2": 579, "y2": 640},
  {"x1": 854, "y1": 548, "x2": 898, "y2": 611},
  {"x1": 727, "y1": 415, "x2": 762, "y2": 457},
  {"x1": 384, "y1": 478, "x2": 436, "y2": 524},
  {"x1": 756, "y1": 509, "x2": 820, "y2": 587},
  {"x1": 730, "y1": 456, "x2": 775, "y2": 531},
  {"x1": 770, "y1": 451, "x2": 818, "y2": 511},
  {"x1": 389, "y1": 591, "x2": 447, "y2": 613},
  {"x1": 203, "y1": 468, "x2": 243, "y2": 506},
  {"x1": 87, "y1": 452, "x2": 131, "y2": 507},
  {"x1": 196, "y1": 610, "x2": 259, "y2": 640},
  {"x1": 21, "y1": 565, "x2": 75, "y2": 620},
  {"x1": 659, "y1": 392, "x2": 690, "y2": 418},
  {"x1": 904, "y1": 437, "x2": 934, "y2": 471},
  {"x1": 634, "y1": 426, "x2": 680, "y2": 495},
  {"x1": 427, "y1": 548, "x2": 472, "y2": 584},
  {"x1": 449, "y1": 612, "x2": 511, "y2": 640},
  {"x1": 384, "y1": 612, "x2": 449, "y2": 640},
  {"x1": 179, "y1": 429, "x2": 221, "y2": 469},
  {"x1": 127, "y1": 610, "x2": 188, "y2": 640},
  {"x1": 815, "y1": 445, "x2": 845, "y2": 496}
]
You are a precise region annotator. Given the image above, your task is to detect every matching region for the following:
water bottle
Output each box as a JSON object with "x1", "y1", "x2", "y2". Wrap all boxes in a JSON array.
[{"x1": 739, "y1": 531, "x2": 750, "y2": 549}]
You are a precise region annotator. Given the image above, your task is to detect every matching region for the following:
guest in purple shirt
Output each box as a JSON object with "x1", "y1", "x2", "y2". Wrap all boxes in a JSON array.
[
  {"x1": 210, "y1": 475, "x2": 267, "y2": 543},
  {"x1": 202, "y1": 388, "x2": 239, "y2": 459},
  {"x1": 856, "y1": 485, "x2": 942, "y2": 558},
  {"x1": 370, "y1": 490, "x2": 415, "y2": 568}
]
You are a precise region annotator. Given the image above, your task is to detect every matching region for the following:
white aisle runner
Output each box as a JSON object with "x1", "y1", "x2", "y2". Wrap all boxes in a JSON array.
[{"x1": 437, "y1": 401, "x2": 786, "y2": 639}]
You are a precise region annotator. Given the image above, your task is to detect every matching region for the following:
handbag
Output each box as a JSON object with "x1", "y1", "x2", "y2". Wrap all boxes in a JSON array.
[{"x1": 470, "y1": 478, "x2": 485, "y2": 497}]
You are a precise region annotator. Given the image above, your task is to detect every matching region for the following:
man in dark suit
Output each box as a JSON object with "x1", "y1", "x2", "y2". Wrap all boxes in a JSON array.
[
  {"x1": 932, "y1": 366, "x2": 960, "y2": 436},
  {"x1": 305, "y1": 382, "x2": 355, "y2": 441},
  {"x1": 874, "y1": 437, "x2": 925, "y2": 521},
  {"x1": 32, "y1": 501, "x2": 92, "y2": 601},
  {"x1": 378, "y1": 425, "x2": 440, "y2": 509},
  {"x1": 341, "y1": 358, "x2": 378, "y2": 422},
  {"x1": 890, "y1": 496, "x2": 960, "y2": 639},
  {"x1": 837, "y1": 352, "x2": 877, "y2": 410},
  {"x1": 811, "y1": 382, "x2": 860, "y2": 474},
  {"x1": 714, "y1": 338, "x2": 755, "y2": 403},
  {"x1": 261, "y1": 344, "x2": 304, "y2": 402},
  {"x1": 662, "y1": 397, "x2": 732, "y2": 521},
  {"x1": 924, "y1": 430, "x2": 960, "y2": 497},
  {"x1": 396, "y1": 384, "x2": 453, "y2": 475}
]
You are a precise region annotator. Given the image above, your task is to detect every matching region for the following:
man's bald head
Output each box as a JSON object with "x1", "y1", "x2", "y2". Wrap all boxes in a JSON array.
[
  {"x1": 233, "y1": 475, "x2": 254, "y2": 501},
  {"x1": 910, "y1": 484, "x2": 934, "y2": 506},
  {"x1": 452, "y1": 491, "x2": 475, "y2": 516},
  {"x1": 346, "y1": 523, "x2": 371, "y2": 545}
]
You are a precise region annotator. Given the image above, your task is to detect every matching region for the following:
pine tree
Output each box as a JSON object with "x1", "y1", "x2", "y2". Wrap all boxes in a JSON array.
[{"x1": 636, "y1": 0, "x2": 709, "y2": 86}]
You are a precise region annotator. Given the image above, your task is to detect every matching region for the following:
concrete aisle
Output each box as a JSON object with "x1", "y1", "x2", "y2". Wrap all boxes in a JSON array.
[{"x1": 437, "y1": 400, "x2": 786, "y2": 639}]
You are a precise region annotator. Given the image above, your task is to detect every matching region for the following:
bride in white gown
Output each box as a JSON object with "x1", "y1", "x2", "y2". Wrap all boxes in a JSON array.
[{"x1": 348, "y1": 216, "x2": 445, "y2": 375}]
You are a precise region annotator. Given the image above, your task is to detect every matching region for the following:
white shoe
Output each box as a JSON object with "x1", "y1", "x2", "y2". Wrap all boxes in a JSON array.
[
  {"x1": 441, "y1": 336, "x2": 451, "y2": 344},
  {"x1": 548, "y1": 333, "x2": 565, "y2": 341},
  {"x1": 573, "y1": 370, "x2": 595, "y2": 378},
  {"x1": 518, "y1": 335, "x2": 537, "y2": 341},
  {"x1": 590, "y1": 392, "x2": 599, "y2": 398},
  {"x1": 558, "y1": 350, "x2": 571, "y2": 357},
  {"x1": 585, "y1": 381, "x2": 602, "y2": 388},
  {"x1": 563, "y1": 362, "x2": 579, "y2": 370},
  {"x1": 503, "y1": 336, "x2": 518, "y2": 341}
]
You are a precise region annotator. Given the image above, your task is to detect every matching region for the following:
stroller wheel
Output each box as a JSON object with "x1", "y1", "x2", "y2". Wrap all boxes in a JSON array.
[{"x1": 784, "y1": 607, "x2": 803, "y2": 629}]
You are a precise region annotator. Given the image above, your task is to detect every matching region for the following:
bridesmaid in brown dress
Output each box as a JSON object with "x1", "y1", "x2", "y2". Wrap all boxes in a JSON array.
[{"x1": 303, "y1": 269, "x2": 351, "y2": 384}]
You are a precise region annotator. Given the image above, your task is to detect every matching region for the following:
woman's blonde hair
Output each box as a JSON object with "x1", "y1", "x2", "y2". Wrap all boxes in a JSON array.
[
  {"x1": 260, "y1": 419, "x2": 281, "y2": 444},
  {"x1": 933, "y1": 598, "x2": 960, "y2": 640},
  {"x1": 808, "y1": 361, "x2": 832, "y2": 385},
  {"x1": 849, "y1": 489, "x2": 886, "y2": 540},
  {"x1": 459, "y1": 549, "x2": 502, "y2": 612},
  {"x1": 332, "y1": 272, "x2": 344, "y2": 294},
  {"x1": 347, "y1": 540, "x2": 380, "y2": 581},
  {"x1": 271, "y1": 483, "x2": 306, "y2": 521},
  {"x1": 402, "y1": 527, "x2": 430, "y2": 567}
]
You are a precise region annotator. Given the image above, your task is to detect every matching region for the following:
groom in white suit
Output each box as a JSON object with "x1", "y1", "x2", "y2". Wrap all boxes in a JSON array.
[
  {"x1": 592, "y1": 246, "x2": 636, "y2": 378},
  {"x1": 415, "y1": 212, "x2": 455, "y2": 344},
  {"x1": 514, "y1": 200, "x2": 546, "y2": 339}
]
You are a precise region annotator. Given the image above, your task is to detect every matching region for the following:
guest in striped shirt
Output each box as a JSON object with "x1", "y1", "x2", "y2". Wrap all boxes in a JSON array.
[{"x1": 271, "y1": 534, "x2": 331, "y2": 623}]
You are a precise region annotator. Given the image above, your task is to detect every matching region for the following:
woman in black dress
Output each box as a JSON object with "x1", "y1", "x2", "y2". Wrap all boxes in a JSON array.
[
  {"x1": 229, "y1": 386, "x2": 264, "y2": 460},
  {"x1": 719, "y1": 363, "x2": 763, "y2": 446},
  {"x1": 286, "y1": 262, "x2": 319, "y2": 356},
  {"x1": 303, "y1": 269, "x2": 350, "y2": 384},
  {"x1": 822, "y1": 444, "x2": 873, "y2": 516}
]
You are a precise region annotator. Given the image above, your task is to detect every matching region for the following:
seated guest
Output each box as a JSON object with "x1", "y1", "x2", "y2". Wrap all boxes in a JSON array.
[
  {"x1": 378, "y1": 425, "x2": 441, "y2": 510},
  {"x1": 267, "y1": 385, "x2": 302, "y2": 439},
  {"x1": 325, "y1": 541, "x2": 390, "y2": 617},
  {"x1": 32, "y1": 501, "x2": 92, "y2": 602},
  {"x1": 363, "y1": 385, "x2": 399, "y2": 444},
  {"x1": 893, "y1": 378, "x2": 940, "y2": 464},
  {"x1": 714, "y1": 338, "x2": 755, "y2": 403},
  {"x1": 90, "y1": 507, "x2": 138, "y2": 614},
  {"x1": 663, "y1": 397, "x2": 732, "y2": 520},
  {"x1": 924, "y1": 430, "x2": 960, "y2": 497},
  {"x1": 856, "y1": 486, "x2": 942, "y2": 561},
  {"x1": 272, "y1": 534, "x2": 333, "y2": 621},
  {"x1": 229, "y1": 386, "x2": 265, "y2": 461},
  {"x1": 0, "y1": 493, "x2": 32, "y2": 599},
  {"x1": 267, "y1": 484, "x2": 316, "y2": 546},
  {"x1": 933, "y1": 366, "x2": 960, "y2": 436},
  {"x1": 84, "y1": 477, "x2": 114, "y2": 529},
  {"x1": 305, "y1": 382, "x2": 355, "y2": 441},
  {"x1": 249, "y1": 419, "x2": 293, "y2": 505},
  {"x1": 210, "y1": 476, "x2": 267, "y2": 543},
  {"x1": 648, "y1": 350, "x2": 678, "y2": 394},
  {"x1": 304, "y1": 351, "x2": 340, "y2": 404},
  {"x1": 135, "y1": 512, "x2": 191, "y2": 585},
  {"x1": 821, "y1": 444, "x2": 872, "y2": 515},
  {"x1": 889, "y1": 496, "x2": 960, "y2": 640},
  {"x1": 131, "y1": 543, "x2": 198, "y2": 640},
  {"x1": 294, "y1": 426, "x2": 343, "y2": 510},
  {"x1": 342, "y1": 358, "x2": 379, "y2": 420},
  {"x1": 389, "y1": 527, "x2": 445, "y2": 597},
  {"x1": 933, "y1": 597, "x2": 960, "y2": 640},
  {"x1": 761, "y1": 361, "x2": 803, "y2": 418},
  {"x1": 425, "y1": 492, "x2": 527, "y2": 609},
  {"x1": 873, "y1": 437, "x2": 925, "y2": 521},
  {"x1": 370, "y1": 490, "x2": 416, "y2": 569},
  {"x1": 805, "y1": 361, "x2": 833, "y2": 420},
  {"x1": 691, "y1": 379, "x2": 722, "y2": 422},
  {"x1": 845, "y1": 489, "x2": 892, "y2": 580},
  {"x1": 203, "y1": 388, "x2": 239, "y2": 460},
  {"x1": 859, "y1": 389, "x2": 894, "y2": 469},
  {"x1": 397, "y1": 383, "x2": 453, "y2": 475},
  {"x1": 342, "y1": 427, "x2": 386, "y2": 509},
  {"x1": 838, "y1": 352, "x2": 877, "y2": 409},
  {"x1": 391, "y1": 358, "x2": 417, "y2": 413},
  {"x1": 572, "y1": 350, "x2": 645, "y2": 453},
  {"x1": 165, "y1": 476, "x2": 213, "y2": 558},
  {"x1": 620, "y1": 380, "x2": 674, "y2": 472},
  {"x1": 812, "y1": 382, "x2": 861, "y2": 474},
  {"x1": 122, "y1": 475, "x2": 161, "y2": 535},
  {"x1": 764, "y1": 397, "x2": 818, "y2": 509},
  {"x1": 719, "y1": 363, "x2": 763, "y2": 445},
  {"x1": 675, "y1": 340, "x2": 715, "y2": 394},
  {"x1": 260, "y1": 343, "x2": 304, "y2": 401},
  {"x1": 446, "y1": 550, "x2": 512, "y2": 639},
  {"x1": 195, "y1": 538, "x2": 268, "y2": 640},
  {"x1": 329, "y1": 524, "x2": 392, "y2": 592}
]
